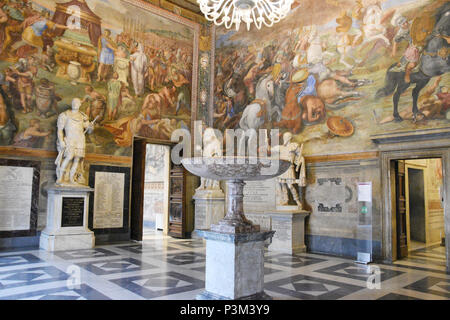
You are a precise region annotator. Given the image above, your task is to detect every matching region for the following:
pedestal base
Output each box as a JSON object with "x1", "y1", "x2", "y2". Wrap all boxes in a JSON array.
[
  {"x1": 268, "y1": 210, "x2": 309, "y2": 255},
  {"x1": 196, "y1": 230, "x2": 274, "y2": 300},
  {"x1": 40, "y1": 185, "x2": 95, "y2": 252},
  {"x1": 40, "y1": 232, "x2": 95, "y2": 251}
]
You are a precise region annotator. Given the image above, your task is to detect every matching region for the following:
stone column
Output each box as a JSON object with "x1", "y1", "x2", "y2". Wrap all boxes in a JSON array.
[
  {"x1": 268, "y1": 210, "x2": 309, "y2": 254},
  {"x1": 196, "y1": 230, "x2": 274, "y2": 300},
  {"x1": 40, "y1": 185, "x2": 95, "y2": 251}
]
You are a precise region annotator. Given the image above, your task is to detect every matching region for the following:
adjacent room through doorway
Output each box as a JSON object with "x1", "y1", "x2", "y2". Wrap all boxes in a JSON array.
[{"x1": 392, "y1": 158, "x2": 446, "y2": 267}]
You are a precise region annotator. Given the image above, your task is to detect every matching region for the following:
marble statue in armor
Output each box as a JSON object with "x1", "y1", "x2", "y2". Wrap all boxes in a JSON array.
[
  {"x1": 272, "y1": 132, "x2": 306, "y2": 208},
  {"x1": 55, "y1": 98, "x2": 94, "y2": 186},
  {"x1": 196, "y1": 128, "x2": 222, "y2": 191}
]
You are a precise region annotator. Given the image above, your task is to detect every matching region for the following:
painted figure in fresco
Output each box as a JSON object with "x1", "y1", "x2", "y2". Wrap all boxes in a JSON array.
[
  {"x1": 361, "y1": 3, "x2": 390, "y2": 46},
  {"x1": 97, "y1": 29, "x2": 117, "y2": 82},
  {"x1": 11, "y1": 58, "x2": 36, "y2": 113},
  {"x1": 11, "y1": 10, "x2": 68, "y2": 56},
  {"x1": 12, "y1": 118, "x2": 51, "y2": 148},
  {"x1": 271, "y1": 132, "x2": 305, "y2": 208},
  {"x1": 0, "y1": 80, "x2": 16, "y2": 146},
  {"x1": 335, "y1": 11, "x2": 362, "y2": 69},
  {"x1": 130, "y1": 42, "x2": 148, "y2": 97},
  {"x1": 114, "y1": 44, "x2": 130, "y2": 87},
  {"x1": 391, "y1": 14, "x2": 421, "y2": 84},
  {"x1": 82, "y1": 85, "x2": 106, "y2": 123},
  {"x1": 1, "y1": 1, "x2": 25, "y2": 58},
  {"x1": 376, "y1": 3, "x2": 450, "y2": 123},
  {"x1": 107, "y1": 72, "x2": 122, "y2": 121},
  {"x1": 55, "y1": 98, "x2": 94, "y2": 186}
]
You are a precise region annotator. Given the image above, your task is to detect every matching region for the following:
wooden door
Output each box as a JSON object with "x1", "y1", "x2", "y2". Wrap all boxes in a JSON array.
[
  {"x1": 130, "y1": 139, "x2": 146, "y2": 241},
  {"x1": 168, "y1": 164, "x2": 186, "y2": 238},
  {"x1": 395, "y1": 160, "x2": 408, "y2": 258}
]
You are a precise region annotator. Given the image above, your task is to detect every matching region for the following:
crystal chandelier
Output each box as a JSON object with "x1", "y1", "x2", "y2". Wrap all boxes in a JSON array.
[{"x1": 197, "y1": 0, "x2": 294, "y2": 31}]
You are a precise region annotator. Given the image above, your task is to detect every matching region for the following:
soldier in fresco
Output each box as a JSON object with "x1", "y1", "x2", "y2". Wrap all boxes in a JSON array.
[
  {"x1": 97, "y1": 29, "x2": 117, "y2": 82},
  {"x1": 11, "y1": 58, "x2": 36, "y2": 114},
  {"x1": 391, "y1": 14, "x2": 421, "y2": 83}
]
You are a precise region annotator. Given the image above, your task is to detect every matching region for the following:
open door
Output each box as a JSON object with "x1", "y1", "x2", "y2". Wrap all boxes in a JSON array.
[
  {"x1": 395, "y1": 160, "x2": 408, "y2": 258},
  {"x1": 130, "y1": 139, "x2": 146, "y2": 241}
]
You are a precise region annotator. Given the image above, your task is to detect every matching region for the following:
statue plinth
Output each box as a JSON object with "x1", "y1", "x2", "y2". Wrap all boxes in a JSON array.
[{"x1": 40, "y1": 185, "x2": 95, "y2": 251}]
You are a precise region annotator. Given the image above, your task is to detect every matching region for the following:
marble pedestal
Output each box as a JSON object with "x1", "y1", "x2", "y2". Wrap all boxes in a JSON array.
[
  {"x1": 40, "y1": 185, "x2": 95, "y2": 251},
  {"x1": 192, "y1": 189, "x2": 225, "y2": 239},
  {"x1": 196, "y1": 230, "x2": 274, "y2": 300},
  {"x1": 268, "y1": 210, "x2": 309, "y2": 254}
]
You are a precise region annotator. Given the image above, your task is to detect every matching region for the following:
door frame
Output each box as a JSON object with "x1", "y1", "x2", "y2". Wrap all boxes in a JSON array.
[
  {"x1": 130, "y1": 136, "x2": 176, "y2": 240},
  {"x1": 380, "y1": 147, "x2": 450, "y2": 272}
]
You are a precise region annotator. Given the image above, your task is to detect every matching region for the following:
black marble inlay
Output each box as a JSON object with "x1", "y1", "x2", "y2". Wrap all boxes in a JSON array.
[
  {"x1": 377, "y1": 293, "x2": 422, "y2": 300},
  {"x1": 116, "y1": 244, "x2": 179, "y2": 254},
  {"x1": 76, "y1": 257, "x2": 157, "y2": 275},
  {"x1": 0, "y1": 159, "x2": 40, "y2": 238},
  {"x1": 404, "y1": 276, "x2": 450, "y2": 298},
  {"x1": 0, "y1": 253, "x2": 42, "y2": 267},
  {"x1": 172, "y1": 240, "x2": 205, "y2": 248},
  {"x1": 53, "y1": 248, "x2": 119, "y2": 260},
  {"x1": 265, "y1": 253, "x2": 326, "y2": 268},
  {"x1": 61, "y1": 197, "x2": 84, "y2": 227},
  {"x1": 0, "y1": 284, "x2": 110, "y2": 300},
  {"x1": 153, "y1": 251, "x2": 206, "y2": 265},
  {"x1": 110, "y1": 271, "x2": 204, "y2": 299},
  {"x1": 315, "y1": 263, "x2": 404, "y2": 282},
  {"x1": 0, "y1": 266, "x2": 68, "y2": 289},
  {"x1": 265, "y1": 274, "x2": 363, "y2": 300}
]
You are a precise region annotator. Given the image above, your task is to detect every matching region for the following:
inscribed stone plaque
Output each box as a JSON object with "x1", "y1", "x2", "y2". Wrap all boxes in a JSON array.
[
  {"x1": 93, "y1": 171, "x2": 125, "y2": 229},
  {"x1": 243, "y1": 178, "x2": 276, "y2": 213},
  {"x1": 0, "y1": 166, "x2": 33, "y2": 231},
  {"x1": 61, "y1": 197, "x2": 84, "y2": 227}
]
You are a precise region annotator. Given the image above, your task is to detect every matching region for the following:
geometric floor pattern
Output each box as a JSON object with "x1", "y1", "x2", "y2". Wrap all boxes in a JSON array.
[{"x1": 0, "y1": 232, "x2": 448, "y2": 300}]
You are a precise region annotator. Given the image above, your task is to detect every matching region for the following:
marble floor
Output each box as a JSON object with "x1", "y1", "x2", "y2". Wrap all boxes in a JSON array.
[{"x1": 0, "y1": 233, "x2": 448, "y2": 300}]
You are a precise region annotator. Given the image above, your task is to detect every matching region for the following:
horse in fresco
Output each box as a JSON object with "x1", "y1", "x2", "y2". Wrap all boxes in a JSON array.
[
  {"x1": 239, "y1": 74, "x2": 276, "y2": 131},
  {"x1": 375, "y1": 3, "x2": 450, "y2": 122}
]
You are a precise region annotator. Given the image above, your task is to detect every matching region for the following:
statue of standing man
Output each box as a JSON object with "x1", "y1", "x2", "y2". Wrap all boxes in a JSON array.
[
  {"x1": 55, "y1": 98, "x2": 94, "y2": 186},
  {"x1": 272, "y1": 132, "x2": 306, "y2": 209}
]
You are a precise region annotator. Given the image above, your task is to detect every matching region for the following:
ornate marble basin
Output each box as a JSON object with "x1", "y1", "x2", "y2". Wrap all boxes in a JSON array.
[
  {"x1": 181, "y1": 156, "x2": 290, "y2": 181},
  {"x1": 182, "y1": 157, "x2": 290, "y2": 234}
]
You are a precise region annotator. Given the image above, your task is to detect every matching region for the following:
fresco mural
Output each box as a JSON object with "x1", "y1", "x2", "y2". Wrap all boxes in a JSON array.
[
  {"x1": 0, "y1": 0, "x2": 199, "y2": 156},
  {"x1": 214, "y1": 0, "x2": 450, "y2": 155}
]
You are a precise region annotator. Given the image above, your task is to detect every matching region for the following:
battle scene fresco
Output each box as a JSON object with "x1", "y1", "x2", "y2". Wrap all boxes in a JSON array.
[
  {"x1": 214, "y1": 0, "x2": 450, "y2": 155},
  {"x1": 0, "y1": 0, "x2": 198, "y2": 156}
]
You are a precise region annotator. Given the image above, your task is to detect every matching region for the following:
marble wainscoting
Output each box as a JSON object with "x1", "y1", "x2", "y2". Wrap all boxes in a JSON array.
[{"x1": 304, "y1": 158, "x2": 383, "y2": 260}]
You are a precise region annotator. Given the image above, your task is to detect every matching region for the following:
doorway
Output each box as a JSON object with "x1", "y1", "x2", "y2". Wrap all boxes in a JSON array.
[
  {"x1": 391, "y1": 158, "x2": 446, "y2": 265},
  {"x1": 130, "y1": 137, "x2": 174, "y2": 241}
]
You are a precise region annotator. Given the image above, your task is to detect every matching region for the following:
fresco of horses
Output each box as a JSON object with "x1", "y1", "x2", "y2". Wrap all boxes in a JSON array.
[{"x1": 213, "y1": 0, "x2": 450, "y2": 155}]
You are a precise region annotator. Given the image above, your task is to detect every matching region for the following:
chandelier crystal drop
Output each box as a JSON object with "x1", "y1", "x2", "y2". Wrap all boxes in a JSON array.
[{"x1": 197, "y1": 0, "x2": 294, "y2": 31}]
